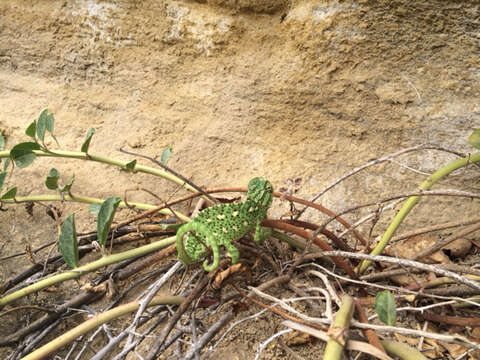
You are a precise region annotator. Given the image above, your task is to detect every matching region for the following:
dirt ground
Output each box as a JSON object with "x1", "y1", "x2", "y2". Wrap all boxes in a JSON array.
[{"x1": 0, "y1": 0, "x2": 479, "y2": 359}]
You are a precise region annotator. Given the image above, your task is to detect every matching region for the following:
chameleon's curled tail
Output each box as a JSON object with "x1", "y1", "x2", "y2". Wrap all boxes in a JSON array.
[
  {"x1": 176, "y1": 222, "x2": 204, "y2": 265},
  {"x1": 176, "y1": 222, "x2": 219, "y2": 271}
]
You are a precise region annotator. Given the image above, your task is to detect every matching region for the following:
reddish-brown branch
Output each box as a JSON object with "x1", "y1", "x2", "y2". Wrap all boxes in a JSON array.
[
  {"x1": 420, "y1": 312, "x2": 480, "y2": 326},
  {"x1": 283, "y1": 219, "x2": 354, "y2": 253},
  {"x1": 232, "y1": 283, "x2": 329, "y2": 332},
  {"x1": 274, "y1": 191, "x2": 367, "y2": 247},
  {"x1": 263, "y1": 219, "x2": 358, "y2": 279},
  {"x1": 354, "y1": 299, "x2": 385, "y2": 352},
  {"x1": 112, "y1": 187, "x2": 367, "y2": 247},
  {"x1": 117, "y1": 244, "x2": 177, "y2": 281}
]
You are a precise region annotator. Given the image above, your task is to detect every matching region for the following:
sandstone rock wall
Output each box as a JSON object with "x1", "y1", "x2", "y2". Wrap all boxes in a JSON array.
[{"x1": 0, "y1": 0, "x2": 479, "y2": 228}]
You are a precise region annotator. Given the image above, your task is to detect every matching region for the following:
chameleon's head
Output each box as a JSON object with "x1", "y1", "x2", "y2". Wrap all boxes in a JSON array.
[{"x1": 247, "y1": 177, "x2": 273, "y2": 208}]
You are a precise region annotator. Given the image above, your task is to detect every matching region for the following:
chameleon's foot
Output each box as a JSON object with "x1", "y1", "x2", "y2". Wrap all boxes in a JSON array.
[
  {"x1": 254, "y1": 227, "x2": 272, "y2": 244},
  {"x1": 224, "y1": 242, "x2": 240, "y2": 264}
]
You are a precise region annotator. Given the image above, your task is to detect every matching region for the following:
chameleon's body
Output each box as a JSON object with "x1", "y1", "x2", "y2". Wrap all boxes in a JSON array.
[{"x1": 176, "y1": 177, "x2": 273, "y2": 271}]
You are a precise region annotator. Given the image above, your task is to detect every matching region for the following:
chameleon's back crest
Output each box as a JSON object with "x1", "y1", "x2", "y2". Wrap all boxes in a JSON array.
[{"x1": 247, "y1": 177, "x2": 273, "y2": 207}]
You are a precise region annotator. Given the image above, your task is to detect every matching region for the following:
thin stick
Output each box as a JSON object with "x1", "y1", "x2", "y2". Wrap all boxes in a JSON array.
[
  {"x1": 390, "y1": 217, "x2": 480, "y2": 243},
  {"x1": 0, "y1": 290, "x2": 105, "y2": 347},
  {"x1": 119, "y1": 147, "x2": 218, "y2": 204},
  {"x1": 140, "y1": 186, "x2": 368, "y2": 246},
  {"x1": 295, "y1": 144, "x2": 467, "y2": 219},
  {"x1": 359, "y1": 153, "x2": 480, "y2": 273},
  {"x1": 263, "y1": 219, "x2": 357, "y2": 279},
  {"x1": 410, "y1": 222, "x2": 480, "y2": 261},
  {"x1": 292, "y1": 188, "x2": 480, "y2": 276},
  {"x1": 91, "y1": 311, "x2": 169, "y2": 360},
  {"x1": 235, "y1": 284, "x2": 329, "y2": 332},
  {"x1": 354, "y1": 299, "x2": 385, "y2": 353},
  {"x1": 184, "y1": 311, "x2": 235, "y2": 360},
  {"x1": 316, "y1": 251, "x2": 480, "y2": 291},
  {"x1": 22, "y1": 296, "x2": 184, "y2": 360},
  {"x1": 254, "y1": 329, "x2": 292, "y2": 360},
  {"x1": 120, "y1": 262, "x2": 183, "y2": 356},
  {"x1": 284, "y1": 320, "x2": 395, "y2": 360},
  {"x1": 0, "y1": 236, "x2": 176, "y2": 307},
  {"x1": 144, "y1": 266, "x2": 219, "y2": 360},
  {"x1": 0, "y1": 305, "x2": 55, "y2": 318}
]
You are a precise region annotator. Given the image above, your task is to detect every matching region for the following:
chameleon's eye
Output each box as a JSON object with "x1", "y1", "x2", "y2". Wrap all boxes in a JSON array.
[{"x1": 248, "y1": 177, "x2": 263, "y2": 190}]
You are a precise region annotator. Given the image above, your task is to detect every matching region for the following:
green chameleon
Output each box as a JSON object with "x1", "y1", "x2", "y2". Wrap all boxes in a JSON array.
[{"x1": 176, "y1": 177, "x2": 273, "y2": 271}]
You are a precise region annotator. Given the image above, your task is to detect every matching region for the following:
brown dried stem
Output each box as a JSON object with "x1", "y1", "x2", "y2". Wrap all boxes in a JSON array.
[{"x1": 263, "y1": 219, "x2": 357, "y2": 279}]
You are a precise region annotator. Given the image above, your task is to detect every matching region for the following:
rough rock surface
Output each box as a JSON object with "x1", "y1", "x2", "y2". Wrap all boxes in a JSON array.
[{"x1": 0, "y1": 0, "x2": 479, "y2": 358}]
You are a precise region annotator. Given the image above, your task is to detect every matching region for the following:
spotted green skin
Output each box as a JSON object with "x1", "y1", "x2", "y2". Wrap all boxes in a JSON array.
[{"x1": 176, "y1": 177, "x2": 273, "y2": 271}]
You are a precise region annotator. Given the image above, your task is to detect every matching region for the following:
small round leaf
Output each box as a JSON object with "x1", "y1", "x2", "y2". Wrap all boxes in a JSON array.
[
  {"x1": 59, "y1": 214, "x2": 79, "y2": 269},
  {"x1": 122, "y1": 159, "x2": 137, "y2": 172},
  {"x1": 0, "y1": 172, "x2": 7, "y2": 191},
  {"x1": 59, "y1": 174, "x2": 75, "y2": 193},
  {"x1": 81, "y1": 128, "x2": 96, "y2": 153},
  {"x1": 2, "y1": 157, "x2": 10, "y2": 172},
  {"x1": 97, "y1": 197, "x2": 122, "y2": 247},
  {"x1": 1, "y1": 187, "x2": 17, "y2": 200},
  {"x1": 46, "y1": 113, "x2": 54, "y2": 133},
  {"x1": 36, "y1": 109, "x2": 49, "y2": 141},
  {"x1": 25, "y1": 121, "x2": 36, "y2": 139},
  {"x1": 161, "y1": 146, "x2": 173, "y2": 165},
  {"x1": 10, "y1": 142, "x2": 41, "y2": 168},
  {"x1": 375, "y1": 290, "x2": 396, "y2": 326},
  {"x1": 45, "y1": 168, "x2": 60, "y2": 190},
  {"x1": 469, "y1": 129, "x2": 480, "y2": 150}
]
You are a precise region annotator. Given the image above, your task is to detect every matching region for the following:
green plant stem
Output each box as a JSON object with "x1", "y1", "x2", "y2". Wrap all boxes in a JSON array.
[
  {"x1": 271, "y1": 230, "x2": 306, "y2": 250},
  {"x1": 21, "y1": 295, "x2": 184, "y2": 360},
  {"x1": 0, "y1": 149, "x2": 197, "y2": 192},
  {"x1": 452, "y1": 296, "x2": 480, "y2": 309},
  {"x1": 380, "y1": 340, "x2": 428, "y2": 360},
  {"x1": 0, "y1": 193, "x2": 191, "y2": 222},
  {"x1": 358, "y1": 153, "x2": 480, "y2": 274},
  {"x1": 323, "y1": 295, "x2": 354, "y2": 360},
  {"x1": 0, "y1": 236, "x2": 176, "y2": 307}
]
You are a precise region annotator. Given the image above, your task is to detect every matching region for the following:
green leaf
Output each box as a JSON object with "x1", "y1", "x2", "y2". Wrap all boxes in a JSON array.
[
  {"x1": 121, "y1": 159, "x2": 137, "y2": 172},
  {"x1": 0, "y1": 172, "x2": 7, "y2": 191},
  {"x1": 2, "y1": 157, "x2": 10, "y2": 172},
  {"x1": 59, "y1": 174, "x2": 75, "y2": 193},
  {"x1": 375, "y1": 290, "x2": 396, "y2": 326},
  {"x1": 10, "y1": 142, "x2": 41, "y2": 168},
  {"x1": 81, "y1": 128, "x2": 96, "y2": 153},
  {"x1": 97, "y1": 197, "x2": 122, "y2": 247},
  {"x1": 11, "y1": 142, "x2": 40, "y2": 151},
  {"x1": 36, "y1": 109, "x2": 48, "y2": 141},
  {"x1": 58, "y1": 214, "x2": 79, "y2": 269},
  {"x1": 88, "y1": 203, "x2": 102, "y2": 215},
  {"x1": 469, "y1": 129, "x2": 480, "y2": 150},
  {"x1": 46, "y1": 113, "x2": 54, "y2": 133},
  {"x1": 45, "y1": 168, "x2": 60, "y2": 190},
  {"x1": 160, "y1": 146, "x2": 173, "y2": 165},
  {"x1": 45, "y1": 113, "x2": 60, "y2": 146},
  {"x1": 0, "y1": 134, "x2": 4, "y2": 150},
  {"x1": 25, "y1": 121, "x2": 36, "y2": 139},
  {"x1": 1, "y1": 187, "x2": 17, "y2": 200}
]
